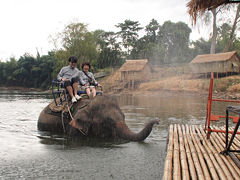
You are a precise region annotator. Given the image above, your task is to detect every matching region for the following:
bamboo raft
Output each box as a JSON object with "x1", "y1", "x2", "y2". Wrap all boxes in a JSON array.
[{"x1": 163, "y1": 124, "x2": 240, "y2": 180}]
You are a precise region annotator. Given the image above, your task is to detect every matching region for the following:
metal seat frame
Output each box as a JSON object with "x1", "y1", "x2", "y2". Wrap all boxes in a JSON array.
[{"x1": 51, "y1": 80, "x2": 67, "y2": 106}]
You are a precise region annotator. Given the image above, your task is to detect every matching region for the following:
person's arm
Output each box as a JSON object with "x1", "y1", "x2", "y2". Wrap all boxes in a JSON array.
[
  {"x1": 57, "y1": 68, "x2": 63, "y2": 81},
  {"x1": 89, "y1": 72, "x2": 98, "y2": 86},
  {"x1": 57, "y1": 67, "x2": 67, "y2": 81},
  {"x1": 79, "y1": 71, "x2": 88, "y2": 86}
]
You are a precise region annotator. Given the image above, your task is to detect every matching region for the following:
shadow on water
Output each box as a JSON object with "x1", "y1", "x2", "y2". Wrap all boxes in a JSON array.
[{"x1": 37, "y1": 131, "x2": 129, "y2": 149}]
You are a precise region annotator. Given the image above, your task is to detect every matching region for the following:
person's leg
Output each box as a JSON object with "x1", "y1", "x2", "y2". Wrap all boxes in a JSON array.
[
  {"x1": 91, "y1": 87, "x2": 96, "y2": 97},
  {"x1": 66, "y1": 86, "x2": 74, "y2": 98},
  {"x1": 71, "y1": 77, "x2": 81, "y2": 100},
  {"x1": 64, "y1": 80, "x2": 76, "y2": 103},
  {"x1": 64, "y1": 81, "x2": 74, "y2": 98},
  {"x1": 73, "y1": 82, "x2": 78, "y2": 96},
  {"x1": 86, "y1": 87, "x2": 91, "y2": 97}
]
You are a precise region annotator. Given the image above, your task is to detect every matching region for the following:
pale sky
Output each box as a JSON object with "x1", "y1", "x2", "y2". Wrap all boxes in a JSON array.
[{"x1": 0, "y1": 0, "x2": 210, "y2": 61}]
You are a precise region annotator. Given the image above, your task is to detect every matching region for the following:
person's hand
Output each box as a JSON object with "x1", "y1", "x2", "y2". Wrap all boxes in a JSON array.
[
  {"x1": 98, "y1": 84, "x2": 102, "y2": 87},
  {"x1": 85, "y1": 84, "x2": 90, "y2": 88},
  {"x1": 61, "y1": 77, "x2": 67, "y2": 82}
]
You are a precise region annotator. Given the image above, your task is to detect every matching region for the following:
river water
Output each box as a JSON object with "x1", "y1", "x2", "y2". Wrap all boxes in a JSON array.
[{"x1": 0, "y1": 90, "x2": 231, "y2": 179}]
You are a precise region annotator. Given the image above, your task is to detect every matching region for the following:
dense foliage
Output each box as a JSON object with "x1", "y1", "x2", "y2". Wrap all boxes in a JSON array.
[
  {"x1": 0, "y1": 19, "x2": 240, "y2": 89},
  {"x1": 0, "y1": 52, "x2": 55, "y2": 88}
]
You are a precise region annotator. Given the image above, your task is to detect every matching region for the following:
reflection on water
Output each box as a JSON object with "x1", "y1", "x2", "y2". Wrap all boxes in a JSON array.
[{"x1": 0, "y1": 90, "x2": 233, "y2": 179}]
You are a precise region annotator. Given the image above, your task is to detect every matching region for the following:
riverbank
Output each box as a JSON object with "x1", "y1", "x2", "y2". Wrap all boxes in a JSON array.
[
  {"x1": 101, "y1": 74, "x2": 240, "y2": 99},
  {"x1": 137, "y1": 75, "x2": 240, "y2": 99}
]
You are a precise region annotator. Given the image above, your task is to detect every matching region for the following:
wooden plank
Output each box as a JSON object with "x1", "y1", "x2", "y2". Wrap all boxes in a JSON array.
[
  {"x1": 217, "y1": 126, "x2": 240, "y2": 152},
  {"x1": 214, "y1": 126, "x2": 240, "y2": 159},
  {"x1": 189, "y1": 126, "x2": 214, "y2": 180},
  {"x1": 201, "y1": 126, "x2": 240, "y2": 178},
  {"x1": 163, "y1": 124, "x2": 174, "y2": 180},
  {"x1": 194, "y1": 126, "x2": 231, "y2": 180},
  {"x1": 197, "y1": 126, "x2": 231, "y2": 180},
  {"x1": 182, "y1": 125, "x2": 197, "y2": 180},
  {"x1": 185, "y1": 125, "x2": 205, "y2": 180},
  {"x1": 163, "y1": 125, "x2": 240, "y2": 179},
  {"x1": 210, "y1": 126, "x2": 240, "y2": 175},
  {"x1": 173, "y1": 124, "x2": 181, "y2": 180},
  {"x1": 229, "y1": 127, "x2": 240, "y2": 142},
  {"x1": 225, "y1": 127, "x2": 240, "y2": 148},
  {"x1": 177, "y1": 124, "x2": 190, "y2": 180}
]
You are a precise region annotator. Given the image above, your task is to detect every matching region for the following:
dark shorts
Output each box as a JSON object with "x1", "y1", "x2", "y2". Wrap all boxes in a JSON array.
[{"x1": 63, "y1": 77, "x2": 79, "y2": 88}]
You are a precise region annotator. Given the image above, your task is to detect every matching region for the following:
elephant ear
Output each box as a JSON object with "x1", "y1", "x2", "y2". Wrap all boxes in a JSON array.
[
  {"x1": 69, "y1": 119, "x2": 87, "y2": 135},
  {"x1": 70, "y1": 109, "x2": 92, "y2": 135}
]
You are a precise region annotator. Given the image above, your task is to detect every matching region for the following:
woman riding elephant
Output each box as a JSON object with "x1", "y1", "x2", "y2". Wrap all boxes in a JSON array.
[{"x1": 79, "y1": 62, "x2": 102, "y2": 98}]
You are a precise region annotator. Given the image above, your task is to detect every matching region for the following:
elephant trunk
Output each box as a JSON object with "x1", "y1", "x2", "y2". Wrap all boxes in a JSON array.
[{"x1": 116, "y1": 120, "x2": 159, "y2": 141}]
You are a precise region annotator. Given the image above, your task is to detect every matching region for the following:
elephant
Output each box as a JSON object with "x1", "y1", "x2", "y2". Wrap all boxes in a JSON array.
[{"x1": 38, "y1": 95, "x2": 159, "y2": 141}]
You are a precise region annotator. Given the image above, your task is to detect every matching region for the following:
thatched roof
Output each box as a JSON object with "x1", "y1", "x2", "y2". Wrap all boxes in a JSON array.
[
  {"x1": 119, "y1": 59, "x2": 148, "y2": 72},
  {"x1": 187, "y1": 0, "x2": 240, "y2": 24},
  {"x1": 190, "y1": 51, "x2": 239, "y2": 64}
]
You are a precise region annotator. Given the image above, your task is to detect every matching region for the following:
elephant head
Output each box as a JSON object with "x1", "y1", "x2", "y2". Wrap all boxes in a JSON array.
[{"x1": 69, "y1": 95, "x2": 159, "y2": 141}]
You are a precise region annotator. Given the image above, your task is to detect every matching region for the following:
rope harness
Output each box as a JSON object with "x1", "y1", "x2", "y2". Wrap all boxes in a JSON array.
[
  {"x1": 61, "y1": 110, "x2": 66, "y2": 133},
  {"x1": 60, "y1": 101, "x2": 91, "y2": 135}
]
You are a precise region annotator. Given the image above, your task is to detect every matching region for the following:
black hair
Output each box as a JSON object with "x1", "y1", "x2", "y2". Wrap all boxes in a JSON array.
[
  {"x1": 81, "y1": 62, "x2": 91, "y2": 69},
  {"x1": 68, "y1": 56, "x2": 78, "y2": 63}
]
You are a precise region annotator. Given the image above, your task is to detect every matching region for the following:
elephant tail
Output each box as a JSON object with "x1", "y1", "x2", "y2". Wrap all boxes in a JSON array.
[{"x1": 116, "y1": 120, "x2": 159, "y2": 141}]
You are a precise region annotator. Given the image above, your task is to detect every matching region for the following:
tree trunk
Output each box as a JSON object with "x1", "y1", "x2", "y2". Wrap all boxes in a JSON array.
[
  {"x1": 224, "y1": 4, "x2": 240, "y2": 52},
  {"x1": 210, "y1": 8, "x2": 217, "y2": 54}
]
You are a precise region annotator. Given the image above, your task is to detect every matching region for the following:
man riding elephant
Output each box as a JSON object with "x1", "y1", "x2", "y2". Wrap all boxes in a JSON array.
[{"x1": 57, "y1": 56, "x2": 81, "y2": 103}]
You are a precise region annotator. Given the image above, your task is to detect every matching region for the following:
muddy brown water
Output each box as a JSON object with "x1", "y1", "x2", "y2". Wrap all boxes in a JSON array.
[{"x1": 0, "y1": 90, "x2": 233, "y2": 179}]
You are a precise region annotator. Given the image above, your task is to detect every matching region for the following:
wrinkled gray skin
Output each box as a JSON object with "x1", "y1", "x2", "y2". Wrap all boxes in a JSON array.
[{"x1": 38, "y1": 95, "x2": 159, "y2": 141}]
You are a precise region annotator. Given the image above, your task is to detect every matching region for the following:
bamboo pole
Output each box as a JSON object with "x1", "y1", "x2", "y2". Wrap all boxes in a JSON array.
[
  {"x1": 182, "y1": 125, "x2": 197, "y2": 180},
  {"x1": 222, "y1": 127, "x2": 240, "y2": 149},
  {"x1": 185, "y1": 125, "x2": 205, "y2": 180},
  {"x1": 217, "y1": 126, "x2": 240, "y2": 152},
  {"x1": 224, "y1": 127, "x2": 240, "y2": 147},
  {"x1": 211, "y1": 126, "x2": 240, "y2": 156},
  {"x1": 209, "y1": 126, "x2": 240, "y2": 175},
  {"x1": 177, "y1": 124, "x2": 190, "y2": 180},
  {"x1": 229, "y1": 127, "x2": 240, "y2": 142},
  {"x1": 215, "y1": 126, "x2": 240, "y2": 159},
  {"x1": 163, "y1": 125, "x2": 240, "y2": 180},
  {"x1": 173, "y1": 124, "x2": 181, "y2": 180},
  {"x1": 195, "y1": 126, "x2": 232, "y2": 180},
  {"x1": 163, "y1": 124, "x2": 174, "y2": 180},
  {"x1": 198, "y1": 126, "x2": 237, "y2": 179},
  {"x1": 210, "y1": 126, "x2": 240, "y2": 173},
  {"x1": 189, "y1": 126, "x2": 215, "y2": 180},
  {"x1": 201, "y1": 127, "x2": 240, "y2": 178}
]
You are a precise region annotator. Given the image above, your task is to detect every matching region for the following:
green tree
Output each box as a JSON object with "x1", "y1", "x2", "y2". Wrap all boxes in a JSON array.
[
  {"x1": 52, "y1": 22, "x2": 98, "y2": 75},
  {"x1": 94, "y1": 30, "x2": 123, "y2": 68},
  {"x1": 224, "y1": 4, "x2": 240, "y2": 52},
  {"x1": 190, "y1": 38, "x2": 211, "y2": 57},
  {"x1": 145, "y1": 19, "x2": 159, "y2": 43},
  {"x1": 158, "y1": 21, "x2": 192, "y2": 63},
  {"x1": 0, "y1": 57, "x2": 18, "y2": 86},
  {"x1": 216, "y1": 22, "x2": 240, "y2": 53},
  {"x1": 133, "y1": 19, "x2": 164, "y2": 64},
  {"x1": 116, "y1": 19, "x2": 143, "y2": 58}
]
